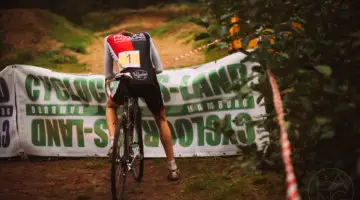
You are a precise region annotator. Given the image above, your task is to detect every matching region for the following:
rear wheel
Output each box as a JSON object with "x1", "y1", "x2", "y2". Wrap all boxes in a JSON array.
[{"x1": 111, "y1": 118, "x2": 127, "y2": 200}]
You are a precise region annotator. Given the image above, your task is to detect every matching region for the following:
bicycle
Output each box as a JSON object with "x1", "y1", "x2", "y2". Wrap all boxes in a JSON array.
[{"x1": 105, "y1": 72, "x2": 144, "y2": 200}]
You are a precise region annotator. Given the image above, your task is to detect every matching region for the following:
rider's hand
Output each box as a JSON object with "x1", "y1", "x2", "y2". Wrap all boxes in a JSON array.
[
  {"x1": 105, "y1": 74, "x2": 114, "y2": 85},
  {"x1": 105, "y1": 78, "x2": 111, "y2": 85}
]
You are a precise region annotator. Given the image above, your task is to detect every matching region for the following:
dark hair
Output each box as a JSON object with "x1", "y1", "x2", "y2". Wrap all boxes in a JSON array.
[{"x1": 120, "y1": 30, "x2": 133, "y2": 36}]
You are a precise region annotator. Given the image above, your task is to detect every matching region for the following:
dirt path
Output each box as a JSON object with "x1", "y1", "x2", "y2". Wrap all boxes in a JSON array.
[
  {"x1": 78, "y1": 16, "x2": 205, "y2": 75},
  {"x1": 0, "y1": 157, "x2": 239, "y2": 200}
]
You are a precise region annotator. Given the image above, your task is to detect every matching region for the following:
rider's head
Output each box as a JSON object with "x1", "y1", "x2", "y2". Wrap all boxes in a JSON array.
[{"x1": 119, "y1": 30, "x2": 133, "y2": 36}]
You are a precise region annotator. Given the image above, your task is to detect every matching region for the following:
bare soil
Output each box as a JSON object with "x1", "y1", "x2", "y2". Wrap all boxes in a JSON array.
[{"x1": 0, "y1": 157, "x2": 232, "y2": 200}]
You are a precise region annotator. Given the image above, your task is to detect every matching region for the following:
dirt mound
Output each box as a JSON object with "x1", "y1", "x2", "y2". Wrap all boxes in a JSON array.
[
  {"x1": 0, "y1": 6, "x2": 210, "y2": 73},
  {"x1": 0, "y1": 9, "x2": 61, "y2": 54},
  {"x1": 0, "y1": 9, "x2": 93, "y2": 72}
]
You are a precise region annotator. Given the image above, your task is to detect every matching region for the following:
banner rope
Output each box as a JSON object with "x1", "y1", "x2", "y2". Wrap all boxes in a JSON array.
[
  {"x1": 267, "y1": 69, "x2": 301, "y2": 200},
  {"x1": 164, "y1": 39, "x2": 221, "y2": 66}
]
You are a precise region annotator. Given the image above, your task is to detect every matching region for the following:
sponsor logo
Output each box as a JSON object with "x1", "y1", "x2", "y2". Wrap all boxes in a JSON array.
[
  {"x1": 0, "y1": 77, "x2": 11, "y2": 148},
  {"x1": 130, "y1": 33, "x2": 146, "y2": 41},
  {"x1": 0, "y1": 77, "x2": 13, "y2": 118},
  {"x1": 113, "y1": 34, "x2": 127, "y2": 43},
  {"x1": 0, "y1": 77, "x2": 9, "y2": 103},
  {"x1": 132, "y1": 70, "x2": 148, "y2": 80}
]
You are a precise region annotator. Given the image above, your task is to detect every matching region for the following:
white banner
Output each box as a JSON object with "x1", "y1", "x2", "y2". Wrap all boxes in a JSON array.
[
  {"x1": 0, "y1": 66, "x2": 21, "y2": 157},
  {"x1": 141, "y1": 52, "x2": 270, "y2": 157},
  {"x1": 1, "y1": 52, "x2": 270, "y2": 157},
  {"x1": 15, "y1": 66, "x2": 109, "y2": 157}
]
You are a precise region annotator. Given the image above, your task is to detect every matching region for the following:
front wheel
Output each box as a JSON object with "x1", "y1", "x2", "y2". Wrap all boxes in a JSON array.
[
  {"x1": 111, "y1": 122, "x2": 127, "y2": 200},
  {"x1": 129, "y1": 103, "x2": 144, "y2": 181}
]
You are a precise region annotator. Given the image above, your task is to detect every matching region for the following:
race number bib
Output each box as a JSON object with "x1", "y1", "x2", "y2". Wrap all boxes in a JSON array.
[{"x1": 118, "y1": 50, "x2": 141, "y2": 68}]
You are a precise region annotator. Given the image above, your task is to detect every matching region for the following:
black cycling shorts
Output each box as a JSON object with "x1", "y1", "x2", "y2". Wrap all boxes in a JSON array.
[{"x1": 110, "y1": 80, "x2": 164, "y2": 115}]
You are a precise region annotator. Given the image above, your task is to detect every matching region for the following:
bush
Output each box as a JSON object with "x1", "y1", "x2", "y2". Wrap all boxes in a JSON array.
[{"x1": 195, "y1": 0, "x2": 360, "y2": 198}]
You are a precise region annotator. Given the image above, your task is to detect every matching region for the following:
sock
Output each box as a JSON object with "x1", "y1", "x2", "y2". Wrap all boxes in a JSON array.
[
  {"x1": 168, "y1": 159, "x2": 178, "y2": 171},
  {"x1": 110, "y1": 136, "x2": 114, "y2": 146}
]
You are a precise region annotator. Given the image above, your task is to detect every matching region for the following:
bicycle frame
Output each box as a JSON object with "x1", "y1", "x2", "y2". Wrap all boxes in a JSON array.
[{"x1": 106, "y1": 73, "x2": 145, "y2": 200}]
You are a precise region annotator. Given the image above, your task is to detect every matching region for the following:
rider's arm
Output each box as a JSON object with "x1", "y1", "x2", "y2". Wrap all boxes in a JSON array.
[
  {"x1": 104, "y1": 36, "x2": 114, "y2": 80},
  {"x1": 149, "y1": 35, "x2": 163, "y2": 74}
]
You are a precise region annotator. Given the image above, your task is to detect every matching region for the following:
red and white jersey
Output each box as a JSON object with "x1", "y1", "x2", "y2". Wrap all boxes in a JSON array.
[{"x1": 104, "y1": 32, "x2": 163, "y2": 80}]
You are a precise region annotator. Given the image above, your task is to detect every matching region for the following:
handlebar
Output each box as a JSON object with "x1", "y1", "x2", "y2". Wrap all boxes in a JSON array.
[{"x1": 105, "y1": 72, "x2": 133, "y2": 98}]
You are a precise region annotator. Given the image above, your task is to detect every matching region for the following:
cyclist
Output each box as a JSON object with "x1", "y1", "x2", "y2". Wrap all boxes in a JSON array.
[{"x1": 104, "y1": 30, "x2": 180, "y2": 181}]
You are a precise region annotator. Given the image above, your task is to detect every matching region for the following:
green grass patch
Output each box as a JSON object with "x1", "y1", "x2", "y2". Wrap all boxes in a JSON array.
[
  {"x1": 1, "y1": 49, "x2": 87, "y2": 73},
  {"x1": 175, "y1": 157, "x2": 284, "y2": 200},
  {"x1": 36, "y1": 10, "x2": 94, "y2": 54},
  {"x1": 83, "y1": 3, "x2": 201, "y2": 32},
  {"x1": 150, "y1": 17, "x2": 191, "y2": 37},
  {"x1": 0, "y1": 43, "x2": 13, "y2": 56},
  {"x1": 204, "y1": 48, "x2": 229, "y2": 63},
  {"x1": 1, "y1": 9, "x2": 94, "y2": 72},
  {"x1": 1, "y1": 50, "x2": 34, "y2": 71},
  {"x1": 181, "y1": 170, "x2": 283, "y2": 200}
]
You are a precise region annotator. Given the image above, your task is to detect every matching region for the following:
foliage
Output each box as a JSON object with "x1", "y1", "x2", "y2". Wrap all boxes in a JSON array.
[{"x1": 195, "y1": 0, "x2": 360, "y2": 198}]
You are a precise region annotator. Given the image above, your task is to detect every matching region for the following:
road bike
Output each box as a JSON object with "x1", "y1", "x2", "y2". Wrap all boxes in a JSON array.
[{"x1": 105, "y1": 72, "x2": 144, "y2": 200}]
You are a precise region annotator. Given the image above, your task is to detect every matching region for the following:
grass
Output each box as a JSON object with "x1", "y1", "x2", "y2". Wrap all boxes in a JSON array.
[
  {"x1": 150, "y1": 18, "x2": 187, "y2": 37},
  {"x1": 173, "y1": 157, "x2": 284, "y2": 200},
  {"x1": 0, "y1": 9, "x2": 94, "y2": 73},
  {"x1": 82, "y1": 3, "x2": 202, "y2": 32},
  {"x1": 204, "y1": 48, "x2": 229, "y2": 63},
  {"x1": 0, "y1": 43, "x2": 13, "y2": 56},
  {"x1": 1, "y1": 49, "x2": 87, "y2": 73},
  {"x1": 45, "y1": 11, "x2": 93, "y2": 54},
  {"x1": 1, "y1": 50, "x2": 34, "y2": 71}
]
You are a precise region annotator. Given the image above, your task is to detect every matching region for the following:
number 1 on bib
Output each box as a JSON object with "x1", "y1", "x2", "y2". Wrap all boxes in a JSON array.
[{"x1": 118, "y1": 50, "x2": 141, "y2": 68}]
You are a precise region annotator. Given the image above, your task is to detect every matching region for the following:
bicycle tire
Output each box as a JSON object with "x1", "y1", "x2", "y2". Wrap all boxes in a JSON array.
[
  {"x1": 130, "y1": 98, "x2": 144, "y2": 181},
  {"x1": 111, "y1": 115, "x2": 128, "y2": 200}
]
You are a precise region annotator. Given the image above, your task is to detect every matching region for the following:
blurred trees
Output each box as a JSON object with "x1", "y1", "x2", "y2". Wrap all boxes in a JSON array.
[
  {"x1": 1, "y1": 0, "x2": 198, "y2": 24},
  {"x1": 191, "y1": 0, "x2": 360, "y2": 198}
]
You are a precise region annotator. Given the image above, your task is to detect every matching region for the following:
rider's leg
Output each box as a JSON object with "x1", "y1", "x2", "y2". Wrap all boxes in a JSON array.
[
  {"x1": 106, "y1": 98, "x2": 119, "y2": 149},
  {"x1": 153, "y1": 107, "x2": 180, "y2": 181},
  {"x1": 106, "y1": 81, "x2": 126, "y2": 150},
  {"x1": 153, "y1": 107, "x2": 174, "y2": 161}
]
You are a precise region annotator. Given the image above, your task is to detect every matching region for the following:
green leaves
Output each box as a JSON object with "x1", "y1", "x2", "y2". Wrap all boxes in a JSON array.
[
  {"x1": 220, "y1": 13, "x2": 234, "y2": 21},
  {"x1": 218, "y1": 25, "x2": 228, "y2": 37},
  {"x1": 194, "y1": 32, "x2": 211, "y2": 41},
  {"x1": 320, "y1": 131, "x2": 335, "y2": 139},
  {"x1": 315, "y1": 116, "x2": 331, "y2": 125},
  {"x1": 189, "y1": 17, "x2": 210, "y2": 28},
  {"x1": 315, "y1": 65, "x2": 332, "y2": 77},
  {"x1": 242, "y1": 35, "x2": 251, "y2": 49}
]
